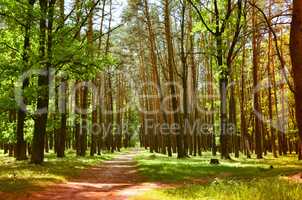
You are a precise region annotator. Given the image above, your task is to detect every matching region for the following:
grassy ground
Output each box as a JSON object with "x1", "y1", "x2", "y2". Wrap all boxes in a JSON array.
[
  {"x1": 0, "y1": 149, "x2": 116, "y2": 193},
  {"x1": 133, "y1": 151, "x2": 302, "y2": 200}
]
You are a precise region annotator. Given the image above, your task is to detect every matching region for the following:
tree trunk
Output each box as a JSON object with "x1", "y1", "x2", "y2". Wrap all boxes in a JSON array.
[
  {"x1": 16, "y1": 0, "x2": 36, "y2": 161},
  {"x1": 252, "y1": 3, "x2": 263, "y2": 159},
  {"x1": 290, "y1": 0, "x2": 302, "y2": 160},
  {"x1": 57, "y1": 79, "x2": 67, "y2": 157},
  {"x1": 56, "y1": 0, "x2": 66, "y2": 158},
  {"x1": 163, "y1": 0, "x2": 184, "y2": 158},
  {"x1": 31, "y1": 0, "x2": 54, "y2": 164},
  {"x1": 217, "y1": 33, "x2": 230, "y2": 159},
  {"x1": 267, "y1": 0, "x2": 277, "y2": 157},
  {"x1": 180, "y1": 0, "x2": 189, "y2": 157}
]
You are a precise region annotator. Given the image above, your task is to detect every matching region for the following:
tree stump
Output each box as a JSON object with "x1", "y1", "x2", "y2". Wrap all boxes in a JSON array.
[{"x1": 210, "y1": 159, "x2": 220, "y2": 165}]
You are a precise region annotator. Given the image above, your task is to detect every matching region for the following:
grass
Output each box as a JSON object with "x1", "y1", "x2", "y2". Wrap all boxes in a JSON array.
[
  {"x1": 133, "y1": 151, "x2": 302, "y2": 200},
  {"x1": 0, "y1": 149, "x2": 116, "y2": 193},
  {"x1": 132, "y1": 179, "x2": 302, "y2": 200}
]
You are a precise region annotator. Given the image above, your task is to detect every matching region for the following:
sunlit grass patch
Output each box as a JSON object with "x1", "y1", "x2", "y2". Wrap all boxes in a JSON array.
[
  {"x1": 133, "y1": 151, "x2": 302, "y2": 200},
  {"x1": 135, "y1": 151, "x2": 302, "y2": 183},
  {"x1": 132, "y1": 178, "x2": 302, "y2": 200}
]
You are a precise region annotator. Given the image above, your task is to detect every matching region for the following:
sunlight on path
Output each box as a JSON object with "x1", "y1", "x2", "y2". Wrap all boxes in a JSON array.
[{"x1": 4, "y1": 152, "x2": 161, "y2": 200}]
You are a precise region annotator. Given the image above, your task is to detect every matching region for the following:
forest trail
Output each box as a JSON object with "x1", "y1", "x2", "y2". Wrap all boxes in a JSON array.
[{"x1": 5, "y1": 151, "x2": 161, "y2": 200}]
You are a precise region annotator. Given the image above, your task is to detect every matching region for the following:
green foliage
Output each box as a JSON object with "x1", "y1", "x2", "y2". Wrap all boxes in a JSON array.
[
  {"x1": 0, "y1": 0, "x2": 122, "y2": 146},
  {"x1": 24, "y1": 118, "x2": 34, "y2": 142},
  {"x1": 0, "y1": 120, "x2": 16, "y2": 143}
]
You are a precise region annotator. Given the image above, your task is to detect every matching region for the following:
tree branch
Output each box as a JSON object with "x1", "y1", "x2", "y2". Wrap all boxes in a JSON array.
[
  {"x1": 248, "y1": 1, "x2": 295, "y2": 94},
  {"x1": 186, "y1": 0, "x2": 215, "y2": 35}
]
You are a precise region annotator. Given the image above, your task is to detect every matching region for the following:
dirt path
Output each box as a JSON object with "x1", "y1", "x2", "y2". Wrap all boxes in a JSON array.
[{"x1": 4, "y1": 152, "x2": 161, "y2": 200}]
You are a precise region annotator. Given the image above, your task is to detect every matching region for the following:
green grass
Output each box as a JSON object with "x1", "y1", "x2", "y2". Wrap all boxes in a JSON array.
[
  {"x1": 0, "y1": 149, "x2": 116, "y2": 193},
  {"x1": 132, "y1": 178, "x2": 302, "y2": 200},
  {"x1": 133, "y1": 151, "x2": 302, "y2": 200}
]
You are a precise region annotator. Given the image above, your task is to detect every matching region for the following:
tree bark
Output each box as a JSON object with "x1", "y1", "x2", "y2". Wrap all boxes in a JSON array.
[
  {"x1": 31, "y1": 0, "x2": 54, "y2": 164},
  {"x1": 163, "y1": 0, "x2": 184, "y2": 158},
  {"x1": 252, "y1": 3, "x2": 263, "y2": 159},
  {"x1": 57, "y1": 0, "x2": 66, "y2": 158},
  {"x1": 16, "y1": 0, "x2": 36, "y2": 161},
  {"x1": 290, "y1": 0, "x2": 302, "y2": 160}
]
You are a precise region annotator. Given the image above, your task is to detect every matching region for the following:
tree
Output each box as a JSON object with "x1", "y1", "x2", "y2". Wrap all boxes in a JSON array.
[
  {"x1": 252, "y1": 1, "x2": 263, "y2": 159},
  {"x1": 163, "y1": 0, "x2": 185, "y2": 158},
  {"x1": 57, "y1": 0, "x2": 67, "y2": 158},
  {"x1": 188, "y1": 0, "x2": 243, "y2": 159},
  {"x1": 15, "y1": 0, "x2": 36, "y2": 161},
  {"x1": 31, "y1": 0, "x2": 55, "y2": 164},
  {"x1": 290, "y1": 0, "x2": 302, "y2": 160}
]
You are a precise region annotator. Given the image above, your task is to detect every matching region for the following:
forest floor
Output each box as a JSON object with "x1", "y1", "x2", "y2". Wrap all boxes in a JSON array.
[
  {"x1": 131, "y1": 151, "x2": 302, "y2": 200},
  {"x1": 1, "y1": 150, "x2": 302, "y2": 200},
  {"x1": 0, "y1": 150, "x2": 165, "y2": 200}
]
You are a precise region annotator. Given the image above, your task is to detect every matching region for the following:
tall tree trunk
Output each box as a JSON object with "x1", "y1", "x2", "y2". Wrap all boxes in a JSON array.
[
  {"x1": 75, "y1": 81, "x2": 81, "y2": 155},
  {"x1": 97, "y1": 76, "x2": 104, "y2": 155},
  {"x1": 87, "y1": 0, "x2": 96, "y2": 157},
  {"x1": 104, "y1": 0, "x2": 114, "y2": 153},
  {"x1": 97, "y1": 0, "x2": 106, "y2": 155},
  {"x1": 280, "y1": 29, "x2": 287, "y2": 155},
  {"x1": 74, "y1": 0, "x2": 81, "y2": 155},
  {"x1": 16, "y1": 0, "x2": 36, "y2": 161},
  {"x1": 213, "y1": 0, "x2": 230, "y2": 159},
  {"x1": 240, "y1": 39, "x2": 251, "y2": 158},
  {"x1": 217, "y1": 34, "x2": 230, "y2": 159},
  {"x1": 98, "y1": 0, "x2": 106, "y2": 51},
  {"x1": 105, "y1": 0, "x2": 112, "y2": 53},
  {"x1": 267, "y1": 0, "x2": 277, "y2": 158},
  {"x1": 187, "y1": 4, "x2": 199, "y2": 157},
  {"x1": 57, "y1": 79, "x2": 67, "y2": 157},
  {"x1": 180, "y1": 0, "x2": 189, "y2": 157},
  {"x1": 252, "y1": 3, "x2": 263, "y2": 159},
  {"x1": 79, "y1": 84, "x2": 88, "y2": 156},
  {"x1": 143, "y1": 0, "x2": 171, "y2": 157},
  {"x1": 57, "y1": 0, "x2": 67, "y2": 158},
  {"x1": 91, "y1": 81, "x2": 97, "y2": 156},
  {"x1": 31, "y1": 0, "x2": 55, "y2": 164},
  {"x1": 229, "y1": 72, "x2": 238, "y2": 158},
  {"x1": 163, "y1": 0, "x2": 184, "y2": 158},
  {"x1": 290, "y1": 0, "x2": 302, "y2": 160}
]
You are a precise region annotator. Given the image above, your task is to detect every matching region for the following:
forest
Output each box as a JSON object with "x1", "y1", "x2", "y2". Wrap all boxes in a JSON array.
[{"x1": 0, "y1": 0, "x2": 302, "y2": 199}]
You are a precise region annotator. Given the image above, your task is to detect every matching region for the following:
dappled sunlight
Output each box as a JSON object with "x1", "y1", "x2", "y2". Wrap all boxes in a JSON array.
[
  {"x1": 0, "y1": 151, "x2": 166, "y2": 200},
  {"x1": 0, "y1": 151, "x2": 114, "y2": 192},
  {"x1": 136, "y1": 151, "x2": 302, "y2": 182},
  {"x1": 118, "y1": 183, "x2": 162, "y2": 197},
  {"x1": 0, "y1": 0, "x2": 301, "y2": 199},
  {"x1": 131, "y1": 151, "x2": 302, "y2": 200}
]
